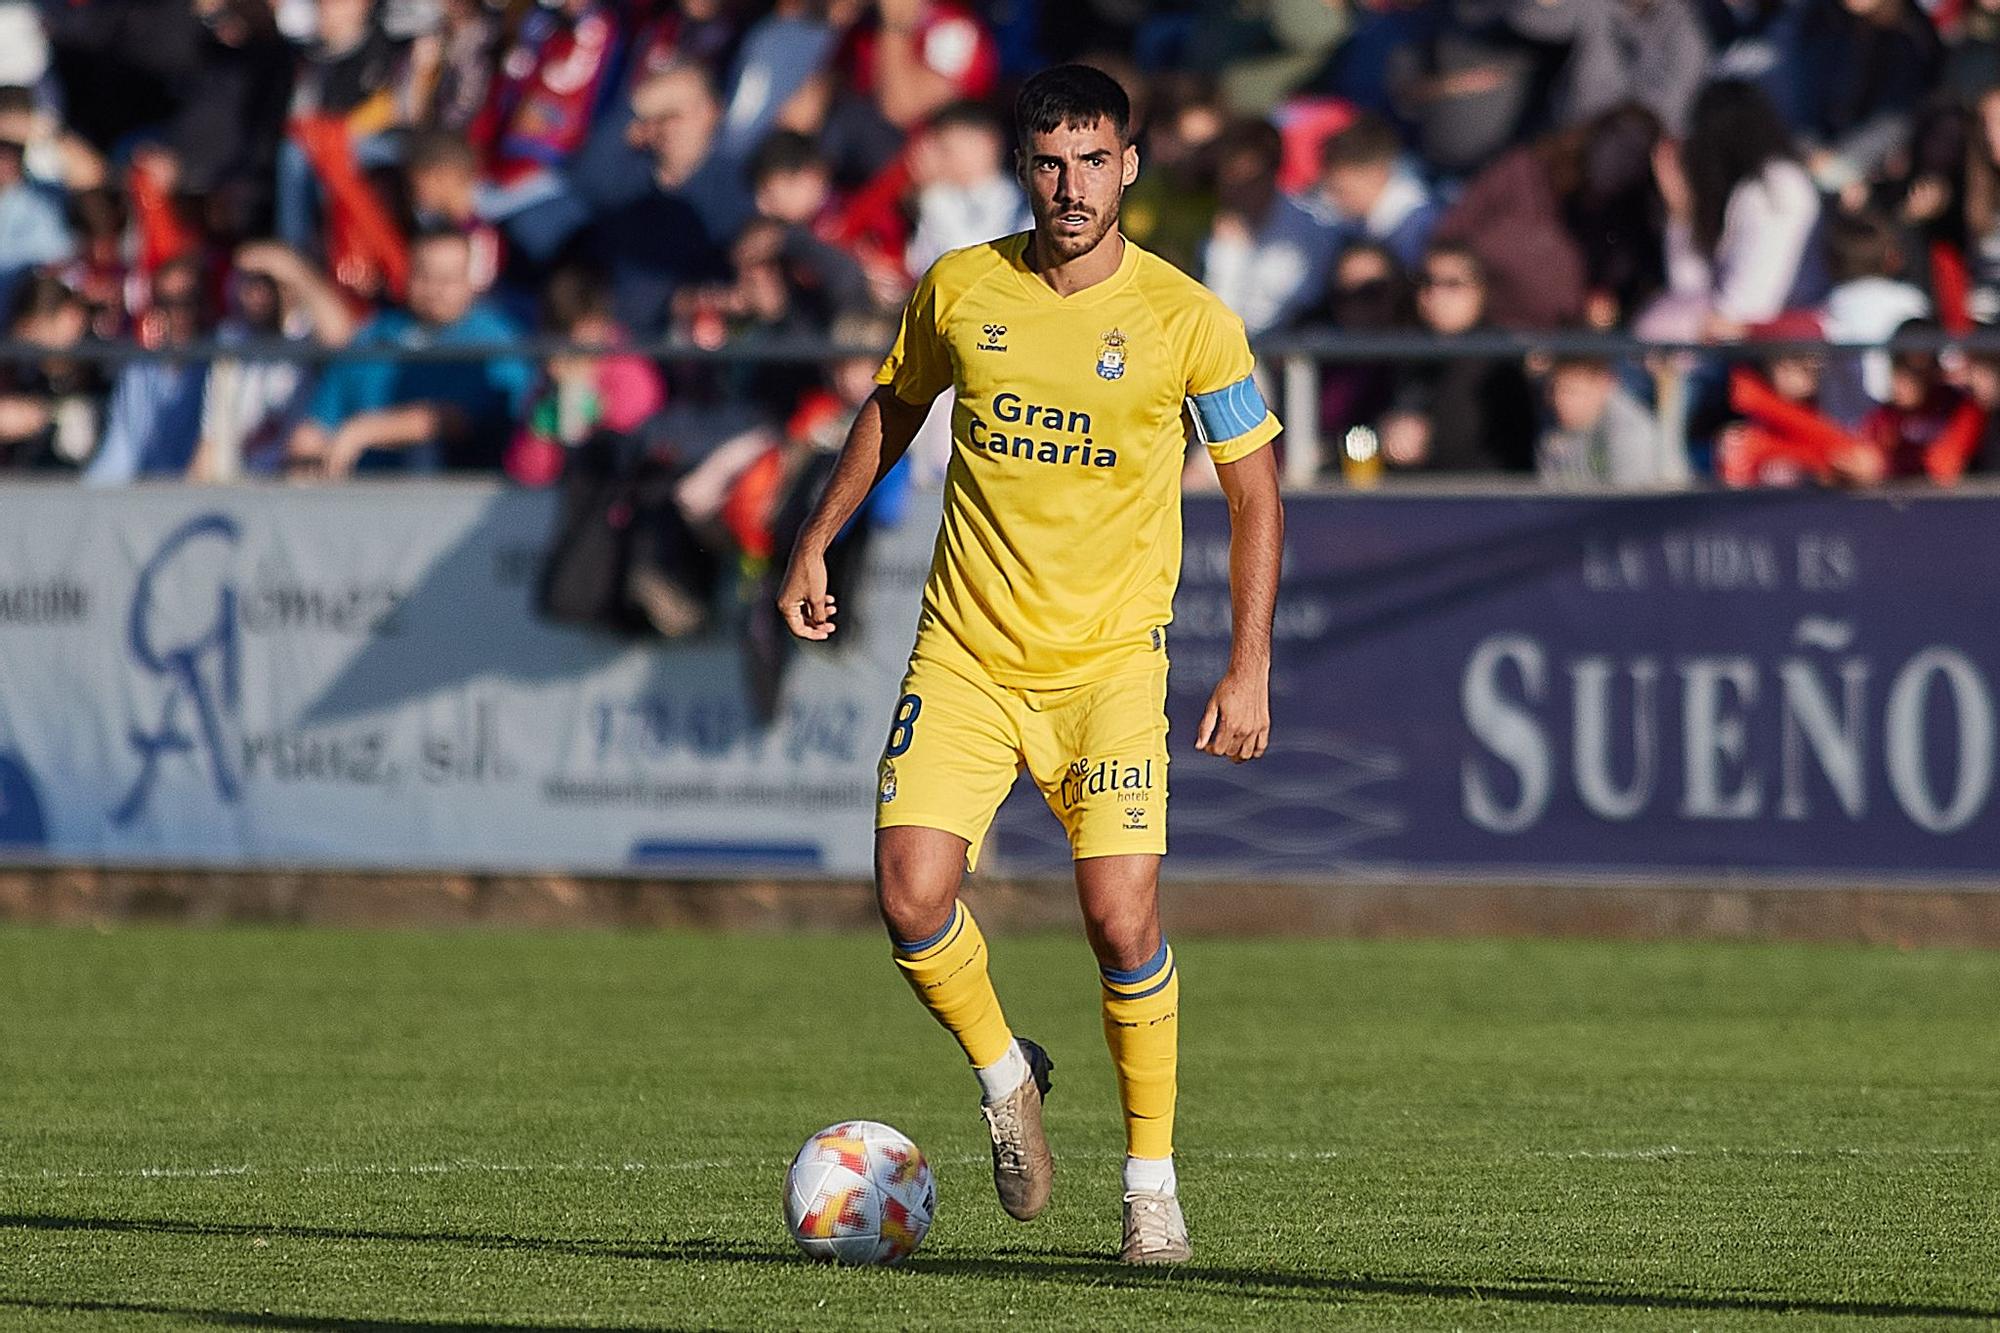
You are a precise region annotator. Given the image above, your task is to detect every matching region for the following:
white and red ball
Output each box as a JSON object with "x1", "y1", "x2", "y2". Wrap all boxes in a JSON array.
[{"x1": 783, "y1": 1120, "x2": 935, "y2": 1265}]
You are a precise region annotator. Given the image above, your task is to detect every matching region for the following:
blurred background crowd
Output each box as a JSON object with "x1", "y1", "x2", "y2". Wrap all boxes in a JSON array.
[{"x1": 3, "y1": 0, "x2": 2000, "y2": 494}]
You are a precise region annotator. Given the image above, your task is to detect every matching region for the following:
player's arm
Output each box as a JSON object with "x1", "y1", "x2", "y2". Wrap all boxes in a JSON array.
[
  {"x1": 776, "y1": 385, "x2": 934, "y2": 640},
  {"x1": 1196, "y1": 443, "x2": 1283, "y2": 762}
]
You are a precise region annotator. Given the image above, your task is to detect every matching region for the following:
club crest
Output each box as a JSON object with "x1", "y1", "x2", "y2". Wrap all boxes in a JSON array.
[
  {"x1": 1095, "y1": 328, "x2": 1127, "y2": 380},
  {"x1": 878, "y1": 760, "x2": 898, "y2": 804}
]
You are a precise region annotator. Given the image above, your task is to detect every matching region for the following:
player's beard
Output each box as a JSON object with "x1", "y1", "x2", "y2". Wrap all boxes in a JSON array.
[{"x1": 1033, "y1": 188, "x2": 1122, "y2": 264}]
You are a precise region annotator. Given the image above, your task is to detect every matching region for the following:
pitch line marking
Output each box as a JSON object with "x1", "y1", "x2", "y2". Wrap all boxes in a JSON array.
[{"x1": 2, "y1": 1146, "x2": 1982, "y2": 1184}]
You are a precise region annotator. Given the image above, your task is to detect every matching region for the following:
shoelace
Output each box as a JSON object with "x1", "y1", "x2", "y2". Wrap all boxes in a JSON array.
[
  {"x1": 1125, "y1": 1193, "x2": 1177, "y2": 1248},
  {"x1": 982, "y1": 1100, "x2": 1026, "y2": 1173}
]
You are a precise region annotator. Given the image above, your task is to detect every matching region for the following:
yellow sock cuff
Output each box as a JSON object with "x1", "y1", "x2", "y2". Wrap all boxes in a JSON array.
[{"x1": 891, "y1": 901, "x2": 1014, "y2": 1069}]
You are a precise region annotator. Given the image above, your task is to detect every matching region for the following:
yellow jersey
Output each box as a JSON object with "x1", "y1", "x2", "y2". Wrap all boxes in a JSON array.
[{"x1": 877, "y1": 232, "x2": 1280, "y2": 688}]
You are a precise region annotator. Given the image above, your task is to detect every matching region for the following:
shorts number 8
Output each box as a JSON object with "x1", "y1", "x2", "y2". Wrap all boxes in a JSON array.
[{"x1": 885, "y1": 693, "x2": 923, "y2": 758}]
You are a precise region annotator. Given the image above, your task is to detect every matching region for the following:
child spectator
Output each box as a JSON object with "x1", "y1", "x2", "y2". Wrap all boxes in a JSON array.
[
  {"x1": 1313, "y1": 112, "x2": 1438, "y2": 270},
  {"x1": 287, "y1": 228, "x2": 531, "y2": 476},
  {"x1": 0, "y1": 120, "x2": 72, "y2": 313},
  {"x1": 405, "y1": 131, "x2": 501, "y2": 291},
  {"x1": 1718, "y1": 314, "x2": 1885, "y2": 486},
  {"x1": 904, "y1": 100, "x2": 1030, "y2": 275},
  {"x1": 189, "y1": 242, "x2": 356, "y2": 481},
  {"x1": 1201, "y1": 117, "x2": 1337, "y2": 335},
  {"x1": 1862, "y1": 321, "x2": 1984, "y2": 482},
  {"x1": 84, "y1": 257, "x2": 209, "y2": 483},
  {"x1": 507, "y1": 267, "x2": 666, "y2": 488},
  {"x1": 1537, "y1": 355, "x2": 1686, "y2": 487},
  {"x1": 1380, "y1": 243, "x2": 1538, "y2": 472},
  {"x1": 1820, "y1": 209, "x2": 1930, "y2": 422},
  {"x1": 0, "y1": 274, "x2": 97, "y2": 471},
  {"x1": 1314, "y1": 241, "x2": 1412, "y2": 465}
]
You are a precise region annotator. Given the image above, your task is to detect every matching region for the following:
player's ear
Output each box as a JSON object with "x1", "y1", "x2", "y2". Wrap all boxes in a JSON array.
[
  {"x1": 1122, "y1": 143, "x2": 1139, "y2": 187},
  {"x1": 1014, "y1": 147, "x2": 1028, "y2": 189}
]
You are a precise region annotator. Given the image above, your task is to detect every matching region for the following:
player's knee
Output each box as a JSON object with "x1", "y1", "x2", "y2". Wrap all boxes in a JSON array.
[
  {"x1": 875, "y1": 833, "x2": 961, "y2": 944},
  {"x1": 1083, "y1": 907, "x2": 1160, "y2": 974}
]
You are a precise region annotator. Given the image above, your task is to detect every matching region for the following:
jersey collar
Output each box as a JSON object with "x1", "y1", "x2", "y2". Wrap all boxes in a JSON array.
[{"x1": 1005, "y1": 230, "x2": 1142, "y2": 307}]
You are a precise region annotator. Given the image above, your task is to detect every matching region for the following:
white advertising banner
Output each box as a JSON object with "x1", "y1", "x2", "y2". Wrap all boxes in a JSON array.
[{"x1": 0, "y1": 483, "x2": 927, "y2": 875}]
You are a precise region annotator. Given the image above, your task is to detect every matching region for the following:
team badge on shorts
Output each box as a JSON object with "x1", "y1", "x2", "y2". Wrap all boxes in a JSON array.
[
  {"x1": 1095, "y1": 328, "x2": 1127, "y2": 380},
  {"x1": 878, "y1": 760, "x2": 898, "y2": 804}
]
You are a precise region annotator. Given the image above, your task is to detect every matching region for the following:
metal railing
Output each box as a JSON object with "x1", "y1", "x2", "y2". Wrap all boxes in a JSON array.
[{"x1": 7, "y1": 326, "x2": 1991, "y2": 488}]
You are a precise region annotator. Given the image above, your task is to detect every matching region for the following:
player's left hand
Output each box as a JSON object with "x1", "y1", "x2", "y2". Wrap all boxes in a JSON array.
[{"x1": 1195, "y1": 670, "x2": 1270, "y2": 763}]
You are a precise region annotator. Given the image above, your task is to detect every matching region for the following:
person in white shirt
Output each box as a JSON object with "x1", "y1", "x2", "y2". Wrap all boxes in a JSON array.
[
  {"x1": 1645, "y1": 79, "x2": 1826, "y2": 342},
  {"x1": 904, "y1": 100, "x2": 1031, "y2": 275}
]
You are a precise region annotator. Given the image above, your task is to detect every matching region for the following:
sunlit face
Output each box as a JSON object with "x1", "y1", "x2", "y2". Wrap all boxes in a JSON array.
[
  {"x1": 1549, "y1": 363, "x2": 1614, "y2": 432},
  {"x1": 1324, "y1": 160, "x2": 1392, "y2": 219},
  {"x1": 1017, "y1": 118, "x2": 1138, "y2": 264},
  {"x1": 407, "y1": 235, "x2": 475, "y2": 327},
  {"x1": 629, "y1": 69, "x2": 720, "y2": 186},
  {"x1": 1770, "y1": 354, "x2": 1822, "y2": 403}
]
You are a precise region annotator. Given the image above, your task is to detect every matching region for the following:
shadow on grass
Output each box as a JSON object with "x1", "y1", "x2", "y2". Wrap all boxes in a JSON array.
[
  {"x1": 4, "y1": 1214, "x2": 1994, "y2": 1325},
  {"x1": 0, "y1": 1297, "x2": 691, "y2": 1332}
]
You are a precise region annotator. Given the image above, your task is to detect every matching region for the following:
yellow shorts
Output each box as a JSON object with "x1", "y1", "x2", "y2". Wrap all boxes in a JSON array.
[{"x1": 875, "y1": 654, "x2": 1169, "y2": 870}]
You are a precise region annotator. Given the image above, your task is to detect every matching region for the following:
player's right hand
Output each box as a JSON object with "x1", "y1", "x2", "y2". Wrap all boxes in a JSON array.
[{"x1": 777, "y1": 551, "x2": 838, "y2": 640}]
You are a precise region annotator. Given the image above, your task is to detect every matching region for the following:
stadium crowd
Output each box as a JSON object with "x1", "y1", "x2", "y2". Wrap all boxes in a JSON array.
[{"x1": 2, "y1": 0, "x2": 2000, "y2": 492}]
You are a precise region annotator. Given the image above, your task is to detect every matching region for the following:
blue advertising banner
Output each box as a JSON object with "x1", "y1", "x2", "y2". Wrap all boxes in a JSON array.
[{"x1": 992, "y1": 490, "x2": 1999, "y2": 881}]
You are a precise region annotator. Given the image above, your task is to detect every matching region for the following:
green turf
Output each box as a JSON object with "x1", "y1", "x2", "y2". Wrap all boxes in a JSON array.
[{"x1": 0, "y1": 925, "x2": 1996, "y2": 1331}]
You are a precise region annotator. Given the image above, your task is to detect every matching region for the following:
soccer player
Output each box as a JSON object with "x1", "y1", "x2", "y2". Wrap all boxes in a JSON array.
[{"x1": 776, "y1": 64, "x2": 1282, "y2": 1264}]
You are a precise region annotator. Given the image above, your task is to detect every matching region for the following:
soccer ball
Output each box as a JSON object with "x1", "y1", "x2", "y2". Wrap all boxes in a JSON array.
[{"x1": 783, "y1": 1120, "x2": 935, "y2": 1265}]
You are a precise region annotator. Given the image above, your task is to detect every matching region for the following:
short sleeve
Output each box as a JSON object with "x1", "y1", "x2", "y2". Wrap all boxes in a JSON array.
[
  {"x1": 876, "y1": 265, "x2": 955, "y2": 406},
  {"x1": 1183, "y1": 297, "x2": 1280, "y2": 465}
]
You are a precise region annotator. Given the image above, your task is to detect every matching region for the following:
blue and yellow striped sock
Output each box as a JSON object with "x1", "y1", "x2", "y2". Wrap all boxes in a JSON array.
[
  {"x1": 1100, "y1": 938, "x2": 1179, "y2": 1161},
  {"x1": 891, "y1": 901, "x2": 1016, "y2": 1070}
]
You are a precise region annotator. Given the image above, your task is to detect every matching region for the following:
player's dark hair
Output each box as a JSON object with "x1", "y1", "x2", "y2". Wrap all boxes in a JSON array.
[{"x1": 1015, "y1": 64, "x2": 1130, "y2": 147}]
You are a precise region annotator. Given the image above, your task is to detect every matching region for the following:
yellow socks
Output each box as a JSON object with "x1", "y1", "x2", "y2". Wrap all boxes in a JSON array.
[
  {"x1": 1100, "y1": 938, "x2": 1179, "y2": 1161},
  {"x1": 891, "y1": 901, "x2": 1016, "y2": 1070}
]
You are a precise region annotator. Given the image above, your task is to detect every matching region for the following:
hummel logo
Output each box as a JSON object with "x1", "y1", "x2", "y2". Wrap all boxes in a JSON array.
[{"x1": 977, "y1": 323, "x2": 1008, "y2": 352}]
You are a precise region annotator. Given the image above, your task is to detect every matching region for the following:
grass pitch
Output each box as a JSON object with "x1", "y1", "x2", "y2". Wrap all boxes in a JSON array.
[{"x1": 0, "y1": 925, "x2": 1995, "y2": 1331}]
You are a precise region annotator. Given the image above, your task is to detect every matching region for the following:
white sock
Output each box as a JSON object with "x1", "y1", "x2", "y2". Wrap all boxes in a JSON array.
[
  {"x1": 1123, "y1": 1154, "x2": 1177, "y2": 1196},
  {"x1": 975, "y1": 1040, "x2": 1029, "y2": 1104}
]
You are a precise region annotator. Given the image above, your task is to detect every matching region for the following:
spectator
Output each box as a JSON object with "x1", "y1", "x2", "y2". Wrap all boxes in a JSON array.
[
  {"x1": 409, "y1": 0, "x2": 499, "y2": 134},
  {"x1": 0, "y1": 116, "x2": 72, "y2": 312},
  {"x1": 165, "y1": 0, "x2": 292, "y2": 212},
  {"x1": 1436, "y1": 106, "x2": 1668, "y2": 331},
  {"x1": 1380, "y1": 243, "x2": 1539, "y2": 472},
  {"x1": 1963, "y1": 348, "x2": 2000, "y2": 470},
  {"x1": 742, "y1": 132, "x2": 870, "y2": 317},
  {"x1": 287, "y1": 228, "x2": 531, "y2": 476},
  {"x1": 1947, "y1": 0, "x2": 2000, "y2": 101},
  {"x1": 1119, "y1": 74, "x2": 1222, "y2": 276},
  {"x1": 821, "y1": 0, "x2": 1000, "y2": 187},
  {"x1": 1537, "y1": 355, "x2": 1686, "y2": 486},
  {"x1": 1959, "y1": 87, "x2": 2000, "y2": 323},
  {"x1": 1820, "y1": 209, "x2": 1930, "y2": 419},
  {"x1": 1645, "y1": 79, "x2": 1825, "y2": 341},
  {"x1": 1313, "y1": 241, "x2": 1414, "y2": 460},
  {"x1": 1718, "y1": 329, "x2": 1884, "y2": 485},
  {"x1": 1385, "y1": 0, "x2": 1547, "y2": 177},
  {"x1": 278, "y1": 0, "x2": 410, "y2": 252},
  {"x1": 0, "y1": 274, "x2": 97, "y2": 471},
  {"x1": 507, "y1": 267, "x2": 666, "y2": 488},
  {"x1": 1512, "y1": 0, "x2": 1709, "y2": 135},
  {"x1": 1313, "y1": 112, "x2": 1439, "y2": 270},
  {"x1": 905, "y1": 100, "x2": 1031, "y2": 274},
  {"x1": 405, "y1": 131, "x2": 501, "y2": 292},
  {"x1": 469, "y1": 0, "x2": 620, "y2": 215},
  {"x1": 1201, "y1": 117, "x2": 1338, "y2": 335},
  {"x1": 1862, "y1": 321, "x2": 1984, "y2": 481},
  {"x1": 84, "y1": 257, "x2": 209, "y2": 483},
  {"x1": 1794, "y1": 0, "x2": 1941, "y2": 197},
  {"x1": 584, "y1": 63, "x2": 742, "y2": 339},
  {"x1": 189, "y1": 243, "x2": 356, "y2": 481}
]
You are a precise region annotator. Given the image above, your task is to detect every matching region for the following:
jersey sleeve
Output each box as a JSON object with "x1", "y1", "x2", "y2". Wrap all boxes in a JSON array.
[
  {"x1": 876, "y1": 264, "x2": 955, "y2": 405},
  {"x1": 1182, "y1": 298, "x2": 1281, "y2": 465}
]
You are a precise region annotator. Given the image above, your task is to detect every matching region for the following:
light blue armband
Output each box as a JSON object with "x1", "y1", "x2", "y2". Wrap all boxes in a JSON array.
[{"x1": 1188, "y1": 375, "x2": 1269, "y2": 444}]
